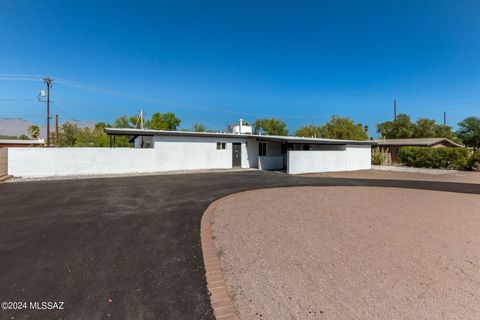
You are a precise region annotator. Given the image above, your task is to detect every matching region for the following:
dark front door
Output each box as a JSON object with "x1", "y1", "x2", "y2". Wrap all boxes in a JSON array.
[{"x1": 232, "y1": 143, "x2": 241, "y2": 167}]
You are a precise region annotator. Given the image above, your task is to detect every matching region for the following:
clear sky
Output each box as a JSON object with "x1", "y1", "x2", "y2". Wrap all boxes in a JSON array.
[{"x1": 0, "y1": 0, "x2": 479, "y2": 136}]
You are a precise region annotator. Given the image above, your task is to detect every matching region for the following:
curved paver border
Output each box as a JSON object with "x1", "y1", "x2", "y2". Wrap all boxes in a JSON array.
[{"x1": 201, "y1": 193, "x2": 241, "y2": 320}]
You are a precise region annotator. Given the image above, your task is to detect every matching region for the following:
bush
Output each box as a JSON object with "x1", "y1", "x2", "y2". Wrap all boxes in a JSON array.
[
  {"x1": 371, "y1": 147, "x2": 388, "y2": 165},
  {"x1": 398, "y1": 147, "x2": 470, "y2": 170},
  {"x1": 468, "y1": 151, "x2": 480, "y2": 171}
]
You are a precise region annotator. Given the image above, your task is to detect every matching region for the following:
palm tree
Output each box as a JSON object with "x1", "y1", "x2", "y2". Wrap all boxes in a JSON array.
[{"x1": 27, "y1": 125, "x2": 40, "y2": 139}]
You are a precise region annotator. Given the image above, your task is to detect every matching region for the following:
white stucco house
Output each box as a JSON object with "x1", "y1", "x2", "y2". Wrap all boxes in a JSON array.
[
  {"x1": 3, "y1": 122, "x2": 374, "y2": 177},
  {"x1": 103, "y1": 125, "x2": 374, "y2": 175}
]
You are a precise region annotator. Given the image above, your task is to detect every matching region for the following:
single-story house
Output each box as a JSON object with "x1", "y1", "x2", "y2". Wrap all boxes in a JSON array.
[
  {"x1": 3, "y1": 124, "x2": 375, "y2": 177},
  {"x1": 372, "y1": 138, "x2": 463, "y2": 163},
  {"x1": 104, "y1": 127, "x2": 375, "y2": 174}
]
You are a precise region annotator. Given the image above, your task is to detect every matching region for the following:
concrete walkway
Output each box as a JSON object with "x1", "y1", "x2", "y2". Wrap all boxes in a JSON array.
[{"x1": 0, "y1": 171, "x2": 479, "y2": 319}]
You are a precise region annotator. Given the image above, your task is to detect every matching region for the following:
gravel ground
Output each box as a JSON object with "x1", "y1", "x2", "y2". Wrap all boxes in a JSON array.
[
  {"x1": 213, "y1": 186, "x2": 480, "y2": 320},
  {"x1": 306, "y1": 169, "x2": 480, "y2": 184}
]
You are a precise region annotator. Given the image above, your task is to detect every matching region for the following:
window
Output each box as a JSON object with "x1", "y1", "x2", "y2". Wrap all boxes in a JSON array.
[
  {"x1": 216, "y1": 142, "x2": 226, "y2": 150},
  {"x1": 259, "y1": 142, "x2": 267, "y2": 156}
]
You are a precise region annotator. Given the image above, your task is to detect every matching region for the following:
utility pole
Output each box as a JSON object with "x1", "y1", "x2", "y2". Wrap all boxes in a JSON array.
[
  {"x1": 55, "y1": 114, "x2": 59, "y2": 147},
  {"x1": 393, "y1": 99, "x2": 397, "y2": 121},
  {"x1": 443, "y1": 111, "x2": 447, "y2": 125},
  {"x1": 140, "y1": 108, "x2": 144, "y2": 130},
  {"x1": 43, "y1": 77, "x2": 53, "y2": 147}
]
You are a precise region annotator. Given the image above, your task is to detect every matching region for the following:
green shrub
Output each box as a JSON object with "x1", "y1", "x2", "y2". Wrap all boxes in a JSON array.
[
  {"x1": 468, "y1": 150, "x2": 480, "y2": 171},
  {"x1": 371, "y1": 147, "x2": 388, "y2": 165},
  {"x1": 398, "y1": 147, "x2": 470, "y2": 170}
]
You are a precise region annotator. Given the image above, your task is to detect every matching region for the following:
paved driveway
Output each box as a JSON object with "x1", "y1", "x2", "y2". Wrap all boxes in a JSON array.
[{"x1": 0, "y1": 171, "x2": 479, "y2": 320}]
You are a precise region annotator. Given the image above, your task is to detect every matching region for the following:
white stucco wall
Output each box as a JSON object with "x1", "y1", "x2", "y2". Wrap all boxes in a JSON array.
[
  {"x1": 258, "y1": 156, "x2": 284, "y2": 170},
  {"x1": 287, "y1": 144, "x2": 371, "y2": 174},
  {"x1": 153, "y1": 136, "x2": 252, "y2": 171},
  {"x1": 6, "y1": 137, "x2": 371, "y2": 177},
  {"x1": 134, "y1": 136, "x2": 154, "y2": 148},
  {"x1": 7, "y1": 136, "x2": 258, "y2": 177},
  {"x1": 287, "y1": 150, "x2": 347, "y2": 174},
  {"x1": 346, "y1": 145, "x2": 372, "y2": 171},
  {"x1": 7, "y1": 148, "x2": 157, "y2": 177}
]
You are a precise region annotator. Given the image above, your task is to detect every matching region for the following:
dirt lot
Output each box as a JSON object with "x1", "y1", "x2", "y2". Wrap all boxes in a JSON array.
[{"x1": 213, "y1": 187, "x2": 480, "y2": 320}]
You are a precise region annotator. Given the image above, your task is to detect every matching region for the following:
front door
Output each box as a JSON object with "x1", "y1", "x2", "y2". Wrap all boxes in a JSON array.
[{"x1": 232, "y1": 143, "x2": 241, "y2": 167}]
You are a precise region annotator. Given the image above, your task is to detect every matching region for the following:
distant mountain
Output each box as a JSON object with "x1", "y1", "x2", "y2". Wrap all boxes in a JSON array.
[
  {"x1": 0, "y1": 118, "x2": 38, "y2": 138},
  {"x1": 0, "y1": 118, "x2": 96, "y2": 139}
]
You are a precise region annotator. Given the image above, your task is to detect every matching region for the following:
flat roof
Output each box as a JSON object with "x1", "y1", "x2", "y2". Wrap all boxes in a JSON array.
[
  {"x1": 104, "y1": 127, "x2": 376, "y2": 145},
  {"x1": 0, "y1": 139, "x2": 44, "y2": 145},
  {"x1": 372, "y1": 138, "x2": 463, "y2": 147}
]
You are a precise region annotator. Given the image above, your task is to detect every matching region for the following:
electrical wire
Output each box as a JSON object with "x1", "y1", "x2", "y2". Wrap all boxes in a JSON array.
[{"x1": 0, "y1": 74, "x2": 478, "y2": 123}]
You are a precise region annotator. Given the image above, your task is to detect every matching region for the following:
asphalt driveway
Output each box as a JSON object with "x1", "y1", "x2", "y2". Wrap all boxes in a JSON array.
[{"x1": 0, "y1": 171, "x2": 479, "y2": 320}]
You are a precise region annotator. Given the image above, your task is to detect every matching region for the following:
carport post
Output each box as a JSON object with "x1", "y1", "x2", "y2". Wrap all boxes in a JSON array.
[{"x1": 109, "y1": 135, "x2": 112, "y2": 148}]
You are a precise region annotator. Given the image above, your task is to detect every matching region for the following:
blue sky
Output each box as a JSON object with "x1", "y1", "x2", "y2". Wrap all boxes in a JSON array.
[{"x1": 0, "y1": 0, "x2": 479, "y2": 136}]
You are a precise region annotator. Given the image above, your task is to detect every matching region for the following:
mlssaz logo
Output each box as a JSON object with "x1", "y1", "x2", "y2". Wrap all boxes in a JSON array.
[{"x1": 30, "y1": 301, "x2": 64, "y2": 310}]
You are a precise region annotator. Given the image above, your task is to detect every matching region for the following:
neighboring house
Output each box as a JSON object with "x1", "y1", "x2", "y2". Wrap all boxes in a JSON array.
[
  {"x1": 372, "y1": 138, "x2": 463, "y2": 163},
  {"x1": 0, "y1": 139, "x2": 44, "y2": 148}
]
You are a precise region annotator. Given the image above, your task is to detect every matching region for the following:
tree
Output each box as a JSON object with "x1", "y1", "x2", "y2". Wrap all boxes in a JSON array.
[
  {"x1": 434, "y1": 124, "x2": 460, "y2": 143},
  {"x1": 295, "y1": 125, "x2": 324, "y2": 137},
  {"x1": 295, "y1": 116, "x2": 368, "y2": 140},
  {"x1": 18, "y1": 134, "x2": 29, "y2": 140},
  {"x1": 147, "y1": 112, "x2": 181, "y2": 130},
  {"x1": 253, "y1": 118, "x2": 288, "y2": 136},
  {"x1": 27, "y1": 125, "x2": 40, "y2": 139},
  {"x1": 321, "y1": 116, "x2": 368, "y2": 140},
  {"x1": 113, "y1": 115, "x2": 132, "y2": 128},
  {"x1": 457, "y1": 117, "x2": 480, "y2": 150},
  {"x1": 376, "y1": 114, "x2": 415, "y2": 139},
  {"x1": 58, "y1": 122, "x2": 81, "y2": 147},
  {"x1": 413, "y1": 118, "x2": 437, "y2": 138},
  {"x1": 193, "y1": 123, "x2": 206, "y2": 132}
]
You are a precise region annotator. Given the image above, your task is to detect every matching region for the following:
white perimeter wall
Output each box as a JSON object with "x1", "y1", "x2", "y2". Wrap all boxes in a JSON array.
[
  {"x1": 287, "y1": 145, "x2": 371, "y2": 174},
  {"x1": 7, "y1": 148, "x2": 157, "y2": 177},
  {"x1": 258, "y1": 156, "x2": 284, "y2": 170},
  {"x1": 7, "y1": 139, "x2": 371, "y2": 177},
  {"x1": 346, "y1": 145, "x2": 372, "y2": 171},
  {"x1": 7, "y1": 136, "x2": 257, "y2": 177}
]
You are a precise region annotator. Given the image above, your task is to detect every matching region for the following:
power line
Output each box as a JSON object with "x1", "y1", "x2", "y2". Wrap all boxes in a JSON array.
[
  {"x1": 0, "y1": 74, "x2": 478, "y2": 123},
  {"x1": 54, "y1": 77, "x2": 333, "y2": 119}
]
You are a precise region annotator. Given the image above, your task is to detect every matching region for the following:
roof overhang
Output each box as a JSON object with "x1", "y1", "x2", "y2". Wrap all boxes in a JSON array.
[
  {"x1": 103, "y1": 128, "x2": 376, "y2": 146},
  {"x1": 373, "y1": 138, "x2": 464, "y2": 148},
  {"x1": 0, "y1": 139, "x2": 44, "y2": 145},
  {"x1": 255, "y1": 135, "x2": 375, "y2": 145}
]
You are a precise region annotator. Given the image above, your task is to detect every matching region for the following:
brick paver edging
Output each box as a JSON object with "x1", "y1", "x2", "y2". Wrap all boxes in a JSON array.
[{"x1": 201, "y1": 194, "x2": 241, "y2": 320}]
